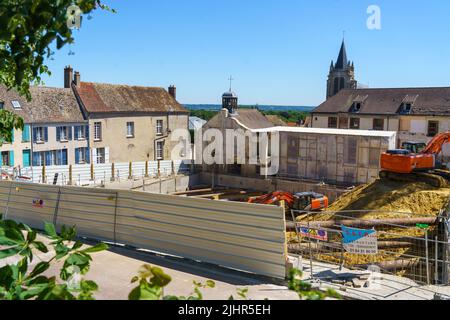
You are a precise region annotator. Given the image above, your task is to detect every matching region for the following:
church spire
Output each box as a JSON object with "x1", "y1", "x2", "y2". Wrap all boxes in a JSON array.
[
  {"x1": 326, "y1": 39, "x2": 357, "y2": 99},
  {"x1": 335, "y1": 40, "x2": 348, "y2": 69}
]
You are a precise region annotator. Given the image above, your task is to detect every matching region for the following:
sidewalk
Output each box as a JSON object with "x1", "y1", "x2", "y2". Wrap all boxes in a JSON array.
[
  {"x1": 1, "y1": 236, "x2": 298, "y2": 300},
  {"x1": 293, "y1": 257, "x2": 450, "y2": 300}
]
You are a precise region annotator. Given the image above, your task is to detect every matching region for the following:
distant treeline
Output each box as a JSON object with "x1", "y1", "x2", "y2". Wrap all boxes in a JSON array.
[{"x1": 189, "y1": 106, "x2": 310, "y2": 124}]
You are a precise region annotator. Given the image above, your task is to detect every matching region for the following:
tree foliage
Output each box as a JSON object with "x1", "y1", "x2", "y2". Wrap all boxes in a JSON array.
[
  {"x1": 0, "y1": 217, "x2": 337, "y2": 300},
  {"x1": 0, "y1": 110, "x2": 24, "y2": 145},
  {"x1": 0, "y1": 217, "x2": 107, "y2": 300},
  {"x1": 0, "y1": 0, "x2": 114, "y2": 100},
  {"x1": 287, "y1": 269, "x2": 340, "y2": 300}
]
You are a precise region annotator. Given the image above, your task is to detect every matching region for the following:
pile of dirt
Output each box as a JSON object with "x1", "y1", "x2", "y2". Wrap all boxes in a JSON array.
[
  {"x1": 289, "y1": 179, "x2": 450, "y2": 275},
  {"x1": 318, "y1": 179, "x2": 450, "y2": 220}
]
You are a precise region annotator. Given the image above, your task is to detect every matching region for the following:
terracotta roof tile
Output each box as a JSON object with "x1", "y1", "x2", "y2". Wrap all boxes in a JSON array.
[{"x1": 76, "y1": 82, "x2": 188, "y2": 114}]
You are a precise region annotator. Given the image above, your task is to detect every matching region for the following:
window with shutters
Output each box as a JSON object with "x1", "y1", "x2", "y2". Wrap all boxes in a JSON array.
[
  {"x1": 373, "y1": 119, "x2": 384, "y2": 131},
  {"x1": 328, "y1": 117, "x2": 338, "y2": 128},
  {"x1": 339, "y1": 117, "x2": 349, "y2": 129},
  {"x1": 350, "y1": 118, "x2": 360, "y2": 129},
  {"x1": 94, "y1": 122, "x2": 102, "y2": 141},
  {"x1": 22, "y1": 125, "x2": 30, "y2": 142},
  {"x1": 126, "y1": 122, "x2": 135, "y2": 138},
  {"x1": 34, "y1": 127, "x2": 45, "y2": 143},
  {"x1": 156, "y1": 141, "x2": 164, "y2": 160},
  {"x1": 75, "y1": 126, "x2": 86, "y2": 140},
  {"x1": 1, "y1": 152, "x2": 10, "y2": 167},
  {"x1": 58, "y1": 126, "x2": 70, "y2": 141},
  {"x1": 427, "y1": 121, "x2": 439, "y2": 137},
  {"x1": 96, "y1": 148, "x2": 105, "y2": 164},
  {"x1": 75, "y1": 148, "x2": 89, "y2": 164},
  {"x1": 156, "y1": 120, "x2": 164, "y2": 135},
  {"x1": 32, "y1": 152, "x2": 44, "y2": 166}
]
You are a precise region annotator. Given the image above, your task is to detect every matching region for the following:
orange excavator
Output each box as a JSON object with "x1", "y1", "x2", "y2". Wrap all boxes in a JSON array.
[
  {"x1": 380, "y1": 132, "x2": 450, "y2": 187},
  {"x1": 248, "y1": 191, "x2": 329, "y2": 211}
]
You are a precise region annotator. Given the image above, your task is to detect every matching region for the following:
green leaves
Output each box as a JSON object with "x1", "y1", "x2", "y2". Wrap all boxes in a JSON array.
[
  {"x1": 287, "y1": 268, "x2": 340, "y2": 300},
  {"x1": 129, "y1": 264, "x2": 173, "y2": 301},
  {"x1": 0, "y1": 219, "x2": 106, "y2": 300},
  {"x1": 81, "y1": 243, "x2": 108, "y2": 254},
  {"x1": 0, "y1": 0, "x2": 114, "y2": 100},
  {"x1": 44, "y1": 222, "x2": 57, "y2": 238},
  {"x1": 29, "y1": 262, "x2": 50, "y2": 279}
]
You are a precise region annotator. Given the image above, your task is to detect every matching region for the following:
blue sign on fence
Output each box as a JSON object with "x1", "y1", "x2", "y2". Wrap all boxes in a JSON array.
[{"x1": 341, "y1": 225, "x2": 378, "y2": 255}]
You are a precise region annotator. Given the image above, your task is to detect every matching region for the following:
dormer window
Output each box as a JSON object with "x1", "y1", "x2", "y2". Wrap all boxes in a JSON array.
[
  {"x1": 350, "y1": 102, "x2": 362, "y2": 113},
  {"x1": 0, "y1": 102, "x2": 4, "y2": 109},
  {"x1": 349, "y1": 95, "x2": 368, "y2": 113},
  {"x1": 399, "y1": 95, "x2": 418, "y2": 114},
  {"x1": 400, "y1": 103, "x2": 412, "y2": 114}
]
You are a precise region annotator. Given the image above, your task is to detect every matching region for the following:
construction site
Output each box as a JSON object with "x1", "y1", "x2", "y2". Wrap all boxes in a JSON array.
[{"x1": 2, "y1": 129, "x2": 450, "y2": 300}]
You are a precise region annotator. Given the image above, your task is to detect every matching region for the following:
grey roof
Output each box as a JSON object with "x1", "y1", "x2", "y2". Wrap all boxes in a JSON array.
[
  {"x1": 265, "y1": 115, "x2": 287, "y2": 126},
  {"x1": 0, "y1": 85, "x2": 85, "y2": 124},
  {"x1": 222, "y1": 91, "x2": 238, "y2": 98},
  {"x1": 232, "y1": 109, "x2": 274, "y2": 129},
  {"x1": 335, "y1": 40, "x2": 348, "y2": 69},
  {"x1": 313, "y1": 87, "x2": 450, "y2": 116}
]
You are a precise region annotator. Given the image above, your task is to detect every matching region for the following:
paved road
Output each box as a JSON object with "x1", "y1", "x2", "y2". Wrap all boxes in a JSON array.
[{"x1": 2, "y1": 236, "x2": 298, "y2": 300}]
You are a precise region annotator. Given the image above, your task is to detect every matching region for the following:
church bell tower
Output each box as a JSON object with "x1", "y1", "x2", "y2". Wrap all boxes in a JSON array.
[
  {"x1": 222, "y1": 76, "x2": 238, "y2": 114},
  {"x1": 326, "y1": 40, "x2": 357, "y2": 99}
]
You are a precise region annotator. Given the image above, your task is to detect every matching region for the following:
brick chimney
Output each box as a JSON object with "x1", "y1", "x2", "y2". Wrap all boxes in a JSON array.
[
  {"x1": 64, "y1": 66, "x2": 73, "y2": 88},
  {"x1": 74, "y1": 71, "x2": 81, "y2": 87},
  {"x1": 168, "y1": 85, "x2": 176, "y2": 99}
]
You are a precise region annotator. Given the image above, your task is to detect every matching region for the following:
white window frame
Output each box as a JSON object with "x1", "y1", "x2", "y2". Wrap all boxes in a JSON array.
[
  {"x1": 78, "y1": 148, "x2": 86, "y2": 164},
  {"x1": 156, "y1": 141, "x2": 164, "y2": 160},
  {"x1": 35, "y1": 127, "x2": 44, "y2": 143},
  {"x1": 94, "y1": 122, "x2": 102, "y2": 141},
  {"x1": 126, "y1": 122, "x2": 135, "y2": 138},
  {"x1": 59, "y1": 126, "x2": 69, "y2": 141},
  {"x1": 156, "y1": 120, "x2": 163, "y2": 135},
  {"x1": 96, "y1": 148, "x2": 105, "y2": 164},
  {"x1": 11, "y1": 100, "x2": 21, "y2": 110},
  {"x1": 76, "y1": 126, "x2": 86, "y2": 140}
]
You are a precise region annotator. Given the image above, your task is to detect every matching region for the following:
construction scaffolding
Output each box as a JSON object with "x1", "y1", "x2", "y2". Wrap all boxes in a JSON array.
[{"x1": 288, "y1": 208, "x2": 450, "y2": 286}]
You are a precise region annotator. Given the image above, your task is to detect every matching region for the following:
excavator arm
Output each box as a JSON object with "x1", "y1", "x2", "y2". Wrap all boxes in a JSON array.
[{"x1": 421, "y1": 132, "x2": 450, "y2": 155}]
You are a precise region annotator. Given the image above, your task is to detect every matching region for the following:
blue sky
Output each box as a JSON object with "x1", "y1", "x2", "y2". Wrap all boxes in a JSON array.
[{"x1": 42, "y1": 0, "x2": 450, "y2": 106}]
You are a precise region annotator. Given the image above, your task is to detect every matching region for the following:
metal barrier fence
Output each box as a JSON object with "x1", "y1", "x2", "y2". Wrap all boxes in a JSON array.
[
  {"x1": 288, "y1": 209, "x2": 450, "y2": 286},
  {"x1": 0, "y1": 181, "x2": 287, "y2": 279}
]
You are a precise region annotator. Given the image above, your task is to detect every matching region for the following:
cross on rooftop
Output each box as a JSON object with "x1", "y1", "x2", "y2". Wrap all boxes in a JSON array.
[{"x1": 228, "y1": 75, "x2": 234, "y2": 91}]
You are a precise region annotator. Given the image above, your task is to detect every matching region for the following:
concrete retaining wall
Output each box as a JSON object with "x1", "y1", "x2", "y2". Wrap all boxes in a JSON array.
[{"x1": 201, "y1": 172, "x2": 347, "y2": 202}]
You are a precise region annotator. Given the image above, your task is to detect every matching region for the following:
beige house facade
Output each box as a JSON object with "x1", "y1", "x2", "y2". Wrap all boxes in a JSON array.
[
  {"x1": 311, "y1": 87, "x2": 450, "y2": 161},
  {"x1": 70, "y1": 68, "x2": 189, "y2": 164},
  {"x1": 0, "y1": 67, "x2": 189, "y2": 171},
  {"x1": 0, "y1": 85, "x2": 87, "y2": 169},
  {"x1": 86, "y1": 113, "x2": 188, "y2": 164}
]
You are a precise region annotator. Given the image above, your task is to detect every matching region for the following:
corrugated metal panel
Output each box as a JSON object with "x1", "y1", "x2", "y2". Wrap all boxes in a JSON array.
[{"x1": 0, "y1": 181, "x2": 286, "y2": 279}]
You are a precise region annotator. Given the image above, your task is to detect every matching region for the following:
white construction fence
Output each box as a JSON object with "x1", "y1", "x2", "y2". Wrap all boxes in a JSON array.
[
  {"x1": 0, "y1": 181, "x2": 287, "y2": 279},
  {"x1": 4, "y1": 160, "x2": 193, "y2": 186}
]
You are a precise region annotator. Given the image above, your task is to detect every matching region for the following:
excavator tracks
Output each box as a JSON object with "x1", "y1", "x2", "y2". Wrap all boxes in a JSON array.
[{"x1": 379, "y1": 170, "x2": 448, "y2": 188}]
